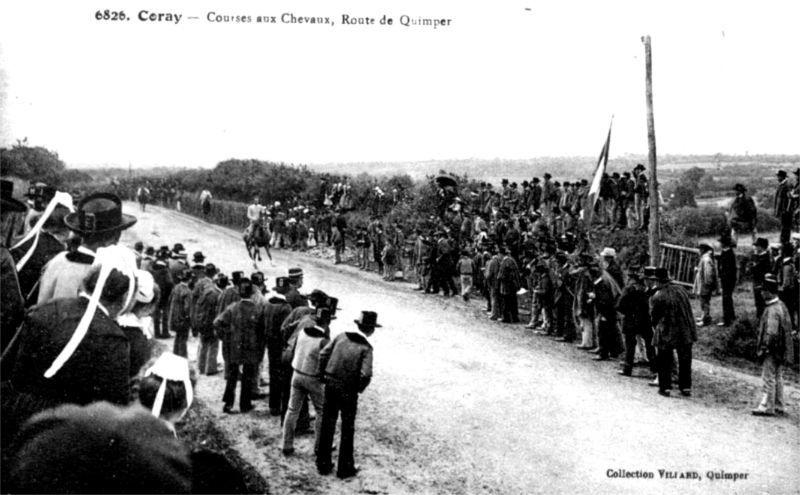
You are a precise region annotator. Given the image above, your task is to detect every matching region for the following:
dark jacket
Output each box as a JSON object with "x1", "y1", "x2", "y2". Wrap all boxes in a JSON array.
[
  {"x1": 214, "y1": 299, "x2": 266, "y2": 365},
  {"x1": 318, "y1": 331, "x2": 373, "y2": 392},
  {"x1": 3, "y1": 299, "x2": 131, "y2": 435},
  {"x1": 10, "y1": 231, "x2": 65, "y2": 305},
  {"x1": 650, "y1": 284, "x2": 697, "y2": 348},
  {"x1": 616, "y1": 282, "x2": 651, "y2": 335},
  {"x1": 751, "y1": 251, "x2": 772, "y2": 288},
  {"x1": 717, "y1": 248, "x2": 737, "y2": 290},
  {"x1": 168, "y1": 283, "x2": 192, "y2": 334},
  {"x1": 149, "y1": 262, "x2": 174, "y2": 309},
  {"x1": 498, "y1": 256, "x2": 521, "y2": 296}
]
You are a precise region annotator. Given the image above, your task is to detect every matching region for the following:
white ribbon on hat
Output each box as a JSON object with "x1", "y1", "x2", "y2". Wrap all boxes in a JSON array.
[
  {"x1": 144, "y1": 352, "x2": 193, "y2": 420},
  {"x1": 12, "y1": 191, "x2": 75, "y2": 272},
  {"x1": 44, "y1": 245, "x2": 137, "y2": 378}
]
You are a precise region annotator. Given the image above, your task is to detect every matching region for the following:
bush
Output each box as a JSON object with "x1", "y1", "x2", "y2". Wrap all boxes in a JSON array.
[
  {"x1": 755, "y1": 209, "x2": 781, "y2": 233},
  {"x1": 664, "y1": 207, "x2": 728, "y2": 238},
  {"x1": 723, "y1": 317, "x2": 759, "y2": 361}
]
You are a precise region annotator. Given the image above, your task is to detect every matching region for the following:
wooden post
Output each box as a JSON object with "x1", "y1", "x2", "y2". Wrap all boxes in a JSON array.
[{"x1": 643, "y1": 35, "x2": 660, "y2": 265}]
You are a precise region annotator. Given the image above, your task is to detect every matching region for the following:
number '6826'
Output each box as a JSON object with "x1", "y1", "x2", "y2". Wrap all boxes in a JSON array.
[{"x1": 95, "y1": 10, "x2": 127, "y2": 20}]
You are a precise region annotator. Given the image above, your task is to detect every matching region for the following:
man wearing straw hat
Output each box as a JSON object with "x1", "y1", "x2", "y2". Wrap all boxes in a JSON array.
[
  {"x1": 316, "y1": 310, "x2": 380, "y2": 479},
  {"x1": 38, "y1": 193, "x2": 137, "y2": 304}
]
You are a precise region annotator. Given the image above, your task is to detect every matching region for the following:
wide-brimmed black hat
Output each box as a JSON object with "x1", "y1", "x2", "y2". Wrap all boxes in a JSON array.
[
  {"x1": 311, "y1": 306, "x2": 333, "y2": 322},
  {"x1": 754, "y1": 237, "x2": 769, "y2": 249},
  {"x1": 64, "y1": 193, "x2": 137, "y2": 235},
  {"x1": 643, "y1": 266, "x2": 658, "y2": 279},
  {"x1": 239, "y1": 279, "x2": 254, "y2": 297},
  {"x1": 288, "y1": 267, "x2": 303, "y2": 279},
  {"x1": 1, "y1": 179, "x2": 28, "y2": 213},
  {"x1": 192, "y1": 251, "x2": 205, "y2": 263},
  {"x1": 776, "y1": 170, "x2": 787, "y2": 178},
  {"x1": 733, "y1": 183, "x2": 747, "y2": 193},
  {"x1": 647, "y1": 267, "x2": 671, "y2": 282},
  {"x1": 272, "y1": 276, "x2": 290, "y2": 292},
  {"x1": 354, "y1": 310, "x2": 382, "y2": 328},
  {"x1": 326, "y1": 296, "x2": 340, "y2": 317},
  {"x1": 308, "y1": 289, "x2": 329, "y2": 305}
]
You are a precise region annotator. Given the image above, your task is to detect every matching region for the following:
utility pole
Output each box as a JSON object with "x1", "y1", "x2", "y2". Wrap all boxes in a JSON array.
[{"x1": 642, "y1": 35, "x2": 660, "y2": 265}]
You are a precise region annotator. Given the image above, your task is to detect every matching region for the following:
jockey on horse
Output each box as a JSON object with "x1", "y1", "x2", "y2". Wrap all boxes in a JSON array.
[{"x1": 244, "y1": 196, "x2": 273, "y2": 268}]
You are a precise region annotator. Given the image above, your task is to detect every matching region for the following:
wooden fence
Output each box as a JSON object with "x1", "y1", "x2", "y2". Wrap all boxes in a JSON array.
[{"x1": 658, "y1": 242, "x2": 699, "y2": 288}]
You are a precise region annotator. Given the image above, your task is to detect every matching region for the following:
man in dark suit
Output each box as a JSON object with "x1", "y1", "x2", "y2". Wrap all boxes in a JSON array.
[
  {"x1": 774, "y1": 170, "x2": 793, "y2": 246},
  {"x1": 717, "y1": 235, "x2": 738, "y2": 326},
  {"x1": 649, "y1": 268, "x2": 697, "y2": 397},
  {"x1": 752, "y1": 237, "x2": 772, "y2": 319},
  {"x1": 498, "y1": 245, "x2": 521, "y2": 323}
]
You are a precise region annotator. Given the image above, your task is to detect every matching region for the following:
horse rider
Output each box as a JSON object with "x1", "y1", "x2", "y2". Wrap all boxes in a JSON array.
[{"x1": 246, "y1": 197, "x2": 265, "y2": 237}]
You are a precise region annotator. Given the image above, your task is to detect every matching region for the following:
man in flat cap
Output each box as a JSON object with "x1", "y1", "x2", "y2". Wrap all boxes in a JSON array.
[
  {"x1": 752, "y1": 274, "x2": 795, "y2": 416},
  {"x1": 693, "y1": 243, "x2": 718, "y2": 327}
]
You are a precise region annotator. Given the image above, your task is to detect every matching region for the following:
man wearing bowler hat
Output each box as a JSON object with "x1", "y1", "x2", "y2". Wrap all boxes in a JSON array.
[
  {"x1": 648, "y1": 268, "x2": 697, "y2": 397},
  {"x1": 38, "y1": 193, "x2": 137, "y2": 304},
  {"x1": 774, "y1": 170, "x2": 794, "y2": 246},
  {"x1": 317, "y1": 311, "x2": 380, "y2": 478}
]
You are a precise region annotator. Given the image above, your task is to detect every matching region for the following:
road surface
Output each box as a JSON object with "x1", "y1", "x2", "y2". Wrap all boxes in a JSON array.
[{"x1": 123, "y1": 202, "x2": 799, "y2": 495}]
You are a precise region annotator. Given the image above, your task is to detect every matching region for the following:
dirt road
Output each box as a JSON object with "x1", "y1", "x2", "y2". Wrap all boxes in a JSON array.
[{"x1": 123, "y1": 202, "x2": 799, "y2": 495}]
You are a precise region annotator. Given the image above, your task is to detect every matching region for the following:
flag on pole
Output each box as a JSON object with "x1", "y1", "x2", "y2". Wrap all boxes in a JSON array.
[{"x1": 583, "y1": 118, "x2": 613, "y2": 225}]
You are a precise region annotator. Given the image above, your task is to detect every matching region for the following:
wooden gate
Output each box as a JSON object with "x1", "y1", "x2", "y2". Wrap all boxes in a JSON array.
[{"x1": 658, "y1": 242, "x2": 698, "y2": 288}]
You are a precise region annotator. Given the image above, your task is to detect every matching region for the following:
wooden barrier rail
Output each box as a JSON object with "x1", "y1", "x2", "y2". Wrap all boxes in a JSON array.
[{"x1": 659, "y1": 242, "x2": 699, "y2": 288}]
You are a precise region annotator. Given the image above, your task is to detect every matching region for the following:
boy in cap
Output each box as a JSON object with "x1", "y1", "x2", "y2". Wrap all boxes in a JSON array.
[
  {"x1": 317, "y1": 311, "x2": 380, "y2": 478},
  {"x1": 693, "y1": 243, "x2": 718, "y2": 327},
  {"x1": 286, "y1": 267, "x2": 309, "y2": 309},
  {"x1": 456, "y1": 250, "x2": 475, "y2": 302},
  {"x1": 214, "y1": 279, "x2": 266, "y2": 414},
  {"x1": 752, "y1": 274, "x2": 795, "y2": 416}
]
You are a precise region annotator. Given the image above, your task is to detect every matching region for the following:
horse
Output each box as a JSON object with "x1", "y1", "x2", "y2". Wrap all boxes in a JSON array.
[{"x1": 244, "y1": 219, "x2": 273, "y2": 268}]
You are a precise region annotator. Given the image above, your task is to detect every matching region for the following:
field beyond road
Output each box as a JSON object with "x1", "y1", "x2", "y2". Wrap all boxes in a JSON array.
[{"x1": 123, "y1": 202, "x2": 800, "y2": 495}]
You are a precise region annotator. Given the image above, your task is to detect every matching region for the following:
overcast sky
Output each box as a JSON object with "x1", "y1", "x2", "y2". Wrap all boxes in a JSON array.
[{"x1": 1, "y1": 0, "x2": 798, "y2": 169}]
